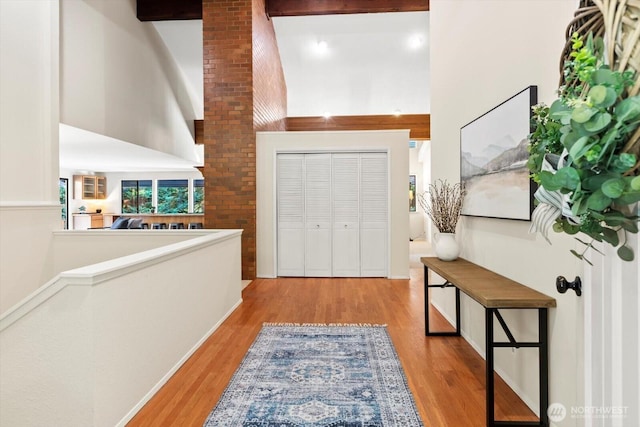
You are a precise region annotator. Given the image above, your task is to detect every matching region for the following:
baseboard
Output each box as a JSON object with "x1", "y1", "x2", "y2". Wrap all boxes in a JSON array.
[
  {"x1": 429, "y1": 301, "x2": 539, "y2": 417},
  {"x1": 115, "y1": 298, "x2": 243, "y2": 426}
]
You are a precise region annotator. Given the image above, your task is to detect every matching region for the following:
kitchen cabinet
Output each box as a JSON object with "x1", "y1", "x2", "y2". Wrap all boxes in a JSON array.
[{"x1": 74, "y1": 175, "x2": 106, "y2": 199}]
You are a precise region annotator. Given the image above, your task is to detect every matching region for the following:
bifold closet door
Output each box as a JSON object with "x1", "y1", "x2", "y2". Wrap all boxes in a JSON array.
[
  {"x1": 304, "y1": 153, "x2": 332, "y2": 277},
  {"x1": 332, "y1": 153, "x2": 360, "y2": 277},
  {"x1": 277, "y1": 154, "x2": 305, "y2": 276},
  {"x1": 360, "y1": 153, "x2": 388, "y2": 277}
]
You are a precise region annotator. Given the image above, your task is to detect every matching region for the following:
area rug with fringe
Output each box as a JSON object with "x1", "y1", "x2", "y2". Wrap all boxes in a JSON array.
[{"x1": 203, "y1": 323, "x2": 423, "y2": 426}]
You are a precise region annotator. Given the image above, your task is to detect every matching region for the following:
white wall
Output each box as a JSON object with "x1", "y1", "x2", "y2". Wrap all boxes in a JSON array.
[
  {"x1": 0, "y1": 231, "x2": 242, "y2": 427},
  {"x1": 0, "y1": 0, "x2": 61, "y2": 314},
  {"x1": 256, "y1": 130, "x2": 410, "y2": 279},
  {"x1": 430, "y1": 1, "x2": 582, "y2": 424},
  {"x1": 60, "y1": 0, "x2": 200, "y2": 162}
]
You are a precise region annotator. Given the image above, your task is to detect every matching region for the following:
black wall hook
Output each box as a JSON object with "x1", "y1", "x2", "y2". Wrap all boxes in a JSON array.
[{"x1": 556, "y1": 276, "x2": 582, "y2": 296}]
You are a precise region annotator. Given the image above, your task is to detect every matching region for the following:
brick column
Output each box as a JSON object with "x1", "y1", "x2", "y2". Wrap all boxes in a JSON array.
[{"x1": 203, "y1": 0, "x2": 286, "y2": 279}]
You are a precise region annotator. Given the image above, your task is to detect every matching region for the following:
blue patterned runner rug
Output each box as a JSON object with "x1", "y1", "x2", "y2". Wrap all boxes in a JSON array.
[{"x1": 203, "y1": 323, "x2": 424, "y2": 426}]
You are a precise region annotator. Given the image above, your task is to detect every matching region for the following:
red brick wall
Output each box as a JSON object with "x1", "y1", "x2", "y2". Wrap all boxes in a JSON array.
[{"x1": 202, "y1": 0, "x2": 286, "y2": 279}]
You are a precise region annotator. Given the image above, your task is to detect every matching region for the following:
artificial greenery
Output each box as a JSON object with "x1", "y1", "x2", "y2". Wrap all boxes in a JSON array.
[{"x1": 528, "y1": 33, "x2": 640, "y2": 263}]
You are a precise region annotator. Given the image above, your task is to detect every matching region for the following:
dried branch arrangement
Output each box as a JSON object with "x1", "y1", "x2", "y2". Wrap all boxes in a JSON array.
[{"x1": 418, "y1": 180, "x2": 465, "y2": 234}]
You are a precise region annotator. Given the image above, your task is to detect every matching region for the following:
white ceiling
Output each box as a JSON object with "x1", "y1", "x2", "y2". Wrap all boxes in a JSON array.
[
  {"x1": 273, "y1": 12, "x2": 430, "y2": 117},
  {"x1": 61, "y1": 11, "x2": 429, "y2": 172},
  {"x1": 59, "y1": 124, "x2": 201, "y2": 172}
]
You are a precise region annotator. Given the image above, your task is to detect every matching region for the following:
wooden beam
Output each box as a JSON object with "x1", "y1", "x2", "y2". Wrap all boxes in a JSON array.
[
  {"x1": 286, "y1": 114, "x2": 430, "y2": 140},
  {"x1": 266, "y1": 0, "x2": 429, "y2": 17},
  {"x1": 136, "y1": 0, "x2": 202, "y2": 21}
]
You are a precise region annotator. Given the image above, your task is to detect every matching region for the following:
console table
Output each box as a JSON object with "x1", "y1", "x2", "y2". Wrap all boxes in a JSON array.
[{"x1": 421, "y1": 257, "x2": 556, "y2": 427}]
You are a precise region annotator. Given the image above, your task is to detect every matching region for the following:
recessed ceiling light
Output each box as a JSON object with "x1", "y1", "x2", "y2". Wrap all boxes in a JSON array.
[
  {"x1": 393, "y1": 109, "x2": 402, "y2": 117},
  {"x1": 409, "y1": 35, "x2": 424, "y2": 50},
  {"x1": 316, "y1": 40, "x2": 329, "y2": 53},
  {"x1": 323, "y1": 111, "x2": 331, "y2": 119}
]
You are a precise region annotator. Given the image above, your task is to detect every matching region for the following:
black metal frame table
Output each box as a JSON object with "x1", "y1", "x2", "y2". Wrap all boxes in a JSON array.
[{"x1": 422, "y1": 257, "x2": 556, "y2": 427}]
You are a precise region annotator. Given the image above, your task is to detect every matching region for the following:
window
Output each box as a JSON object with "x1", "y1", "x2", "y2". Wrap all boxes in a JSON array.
[
  {"x1": 193, "y1": 179, "x2": 204, "y2": 213},
  {"x1": 59, "y1": 178, "x2": 68, "y2": 229},
  {"x1": 157, "y1": 179, "x2": 188, "y2": 213},
  {"x1": 122, "y1": 180, "x2": 153, "y2": 213}
]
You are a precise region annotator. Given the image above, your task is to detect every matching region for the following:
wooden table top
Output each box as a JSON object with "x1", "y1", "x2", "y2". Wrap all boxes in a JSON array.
[{"x1": 421, "y1": 257, "x2": 556, "y2": 309}]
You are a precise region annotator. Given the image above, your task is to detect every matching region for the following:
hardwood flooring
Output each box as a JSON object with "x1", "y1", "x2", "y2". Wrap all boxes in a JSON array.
[{"x1": 127, "y1": 268, "x2": 537, "y2": 426}]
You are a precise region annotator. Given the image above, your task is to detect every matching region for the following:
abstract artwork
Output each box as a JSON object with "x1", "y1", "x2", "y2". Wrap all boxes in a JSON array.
[{"x1": 460, "y1": 86, "x2": 537, "y2": 220}]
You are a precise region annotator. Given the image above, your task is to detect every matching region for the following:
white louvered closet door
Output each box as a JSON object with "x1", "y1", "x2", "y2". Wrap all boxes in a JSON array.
[
  {"x1": 304, "y1": 153, "x2": 332, "y2": 277},
  {"x1": 360, "y1": 152, "x2": 388, "y2": 277},
  {"x1": 277, "y1": 154, "x2": 305, "y2": 276},
  {"x1": 332, "y1": 153, "x2": 360, "y2": 277}
]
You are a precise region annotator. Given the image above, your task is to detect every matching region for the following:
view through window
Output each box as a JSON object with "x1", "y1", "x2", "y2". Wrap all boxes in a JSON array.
[{"x1": 122, "y1": 180, "x2": 153, "y2": 213}]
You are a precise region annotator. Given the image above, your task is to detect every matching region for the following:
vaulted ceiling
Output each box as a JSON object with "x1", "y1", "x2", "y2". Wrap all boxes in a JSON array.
[{"x1": 150, "y1": 0, "x2": 430, "y2": 118}]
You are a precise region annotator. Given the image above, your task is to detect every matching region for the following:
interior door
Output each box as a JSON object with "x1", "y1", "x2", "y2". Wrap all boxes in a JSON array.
[
  {"x1": 332, "y1": 153, "x2": 360, "y2": 277},
  {"x1": 277, "y1": 154, "x2": 305, "y2": 276},
  {"x1": 304, "y1": 153, "x2": 332, "y2": 277},
  {"x1": 360, "y1": 152, "x2": 388, "y2": 277}
]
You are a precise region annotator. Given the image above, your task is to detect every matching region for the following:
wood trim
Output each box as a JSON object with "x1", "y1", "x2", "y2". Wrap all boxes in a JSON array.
[
  {"x1": 136, "y1": 0, "x2": 202, "y2": 21},
  {"x1": 286, "y1": 114, "x2": 430, "y2": 140},
  {"x1": 194, "y1": 120, "x2": 204, "y2": 144},
  {"x1": 266, "y1": 0, "x2": 429, "y2": 17}
]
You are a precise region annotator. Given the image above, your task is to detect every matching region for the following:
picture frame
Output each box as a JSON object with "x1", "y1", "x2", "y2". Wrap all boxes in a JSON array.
[
  {"x1": 409, "y1": 175, "x2": 416, "y2": 212},
  {"x1": 460, "y1": 85, "x2": 537, "y2": 220}
]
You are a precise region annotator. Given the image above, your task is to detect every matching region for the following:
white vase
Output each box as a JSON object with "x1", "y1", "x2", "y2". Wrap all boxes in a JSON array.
[{"x1": 433, "y1": 232, "x2": 460, "y2": 261}]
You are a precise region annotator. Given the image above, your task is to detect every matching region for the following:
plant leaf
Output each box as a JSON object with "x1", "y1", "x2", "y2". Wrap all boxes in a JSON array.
[
  {"x1": 615, "y1": 96, "x2": 640, "y2": 123},
  {"x1": 568, "y1": 136, "x2": 592, "y2": 160},
  {"x1": 586, "y1": 190, "x2": 612, "y2": 211},
  {"x1": 555, "y1": 166, "x2": 580, "y2": 190},
  {"x1": 584, "y1": 112, "x2": 612, "y2": 133},
  {"x1": 538, "y1": 170, "x2": 562, "y2": 191},
  {"x1": 617, "y1": 191, "x2": 640, "y2": 205},
  {"x1": 631, "y1": 176, "x2": 640, "y2": 191},
  {"x1": 591, "y1": 68, "x2": 617, "y2": 85},
  {"x1": 589, "y1": 85, "x2": 617, "y2": 108},
  {"x1": 601, "y1": 178, "x2": 626, "y2": 198},
  {"x1": 572, "y1": 106, "x2": 598, "y2": 123},
  {"x1": 621, "y1": 220, "x2": 639, "y2": 233},
  {"x1": 601, "y1": 227, "x2": 619, "y2": 246},
  {"x1": 583, "y1": 173, "x2": 617, "y2": 191},
  {"x1": 617, "y1": 245, "x2": 634, "y2": 261}
]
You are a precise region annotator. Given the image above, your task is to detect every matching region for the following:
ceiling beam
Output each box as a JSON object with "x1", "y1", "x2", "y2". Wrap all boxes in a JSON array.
[
  {"x1": 136, "y1": 0, "x2": 202, "y2": 22},
  {"x1": 286, "y1": 114, "x2": 430, "y2": 140},
  {"x1": 266, "y1": 0, "x2": 429, "y2": 17}
]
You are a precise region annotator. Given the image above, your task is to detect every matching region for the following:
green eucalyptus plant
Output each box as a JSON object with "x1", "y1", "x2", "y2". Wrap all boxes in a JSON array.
[{"x1": 528, "y1": 33, "x2": 640, "y2": 263}]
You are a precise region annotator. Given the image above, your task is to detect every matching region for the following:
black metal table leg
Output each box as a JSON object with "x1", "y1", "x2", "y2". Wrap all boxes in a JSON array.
[
  {"x1": 486, "y1": 308, "x2": 495, "y2": 427},
  {"x1": 424, "y1": 266, "x2": 461, "y2": 336},
  {"x1": 539, "y1": 308, "x2": 549, "y2": 427},
  {"x1": 424, "y1": 265, "x2": 430, "y2": 336}
]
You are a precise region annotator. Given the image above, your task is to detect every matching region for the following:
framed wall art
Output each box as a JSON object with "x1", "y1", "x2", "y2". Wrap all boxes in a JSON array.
[
  {"x1": 460, "y1": 85, "x2": 537, "y2": 220},
  {"x1": 409, "y1": 175, "x2": 416, "y2": 212}
]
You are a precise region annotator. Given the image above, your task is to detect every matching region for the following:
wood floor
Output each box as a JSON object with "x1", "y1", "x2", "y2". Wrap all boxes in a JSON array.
[{"x1": 128, "y1": 268, "x2": 537, "y2": 426}]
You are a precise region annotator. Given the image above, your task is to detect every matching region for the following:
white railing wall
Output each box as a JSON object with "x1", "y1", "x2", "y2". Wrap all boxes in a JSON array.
[{"x1": 0, "y1": 230, "x2": 243, "y2": 427}]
